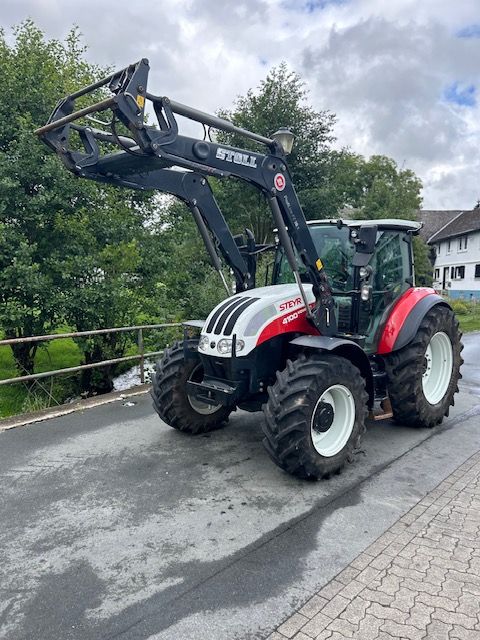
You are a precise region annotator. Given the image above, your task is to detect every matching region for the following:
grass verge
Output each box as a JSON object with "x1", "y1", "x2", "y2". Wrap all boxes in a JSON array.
[
  {"x1": 0, "y1": 338, "x2": 83, "y2": 418},
  {"x1": 449, "y1": 299, "x2": 480, "y2": 333}
]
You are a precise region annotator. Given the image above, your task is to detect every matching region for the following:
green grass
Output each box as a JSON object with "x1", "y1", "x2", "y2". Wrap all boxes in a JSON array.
[
  {"x1": 449, "y1": 299, "x2": 480, "y2": 334},
  {"x1": 0, "y1": 338, "x2": 83, "y2": 418},
  {"x1": 0, "y1": 324, "x2": 179, "y2": 419},
  {"x1": 458, "y1": 314, "x2": 480, "y2": 333}
]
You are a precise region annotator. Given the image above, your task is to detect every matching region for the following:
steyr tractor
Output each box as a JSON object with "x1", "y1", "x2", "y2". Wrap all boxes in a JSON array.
[{"x1": 36, "y1": 59, "x2": 463, "y2": 479}]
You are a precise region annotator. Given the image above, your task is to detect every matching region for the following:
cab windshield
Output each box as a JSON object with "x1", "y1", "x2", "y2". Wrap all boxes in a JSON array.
[
  {"x1": 272, "y1": 222, "x2": 411, "y2": 351},
  {"x1": 273, "y1": 224, "x2": 355, "y2": 292}
]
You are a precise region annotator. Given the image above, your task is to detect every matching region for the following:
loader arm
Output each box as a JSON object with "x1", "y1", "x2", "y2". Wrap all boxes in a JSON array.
[
  {"x1": 61, "y1": 161, "x2": 255, "y2": 293},
  {"x1": 35, "y1": 58, "x2": 337, "y2": 335}
]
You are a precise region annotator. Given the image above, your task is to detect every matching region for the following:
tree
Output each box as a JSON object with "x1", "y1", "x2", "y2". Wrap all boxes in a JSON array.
[
  {"x1": 301, "y1": 152, "x2": 422, "y2": 221},
  {"x1": 214, "y1": 62, "x2": 336, "y2": 240},
  {"x1": 212, "y1": 64, "x2": 423, "y2": 235},
  {"x1": 0, "y1": 21, "x2": 157, "y2": 386},
  {"x1": 149, "y1": 201, "x2": 229, "y2": 320},
  {"x1": 59, "y1": 191, "x2": 159, "y2": 391},
  {"x1": 0, "y1": 22, "x2": 103, "y2": 373},
  {"x1": 412, "y1": 236, "x2": 434, "y2": 287}
]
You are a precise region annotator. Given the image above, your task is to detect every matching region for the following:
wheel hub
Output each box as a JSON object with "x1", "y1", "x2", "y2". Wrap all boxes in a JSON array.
[
  {"x1": 312, "y1": 401, "x2": 334, "y2": 433},
  {"x1": 421, "y1": 356, "x2": 429, "y2": 375},
  {"x1": 310, "y1": 385, "x2": 356, "y2": 457}
]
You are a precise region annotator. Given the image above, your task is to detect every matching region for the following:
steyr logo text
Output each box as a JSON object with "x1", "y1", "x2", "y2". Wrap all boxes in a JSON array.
[{"x1": 279, "y1": 297, "x2": 302, "y2": 312}]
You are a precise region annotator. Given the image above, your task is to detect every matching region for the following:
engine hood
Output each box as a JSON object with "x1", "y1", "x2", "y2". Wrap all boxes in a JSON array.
[{"x1": 198, "y1": 283, "x2": 318, "y2": 358}]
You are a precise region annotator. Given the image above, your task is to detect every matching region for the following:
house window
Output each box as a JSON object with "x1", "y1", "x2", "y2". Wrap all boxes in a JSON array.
[
  {"x1": 437, "y1": 243, "x2": 441, "y2": 255},
  {"x1": 475, "y1": 264, "x2": 480, "y2": 278},
  {"x1": 447, "y1": 239, "x2": 452, "y2": 253},
  {"x1": 451, "y1": 266, "x2": 455, "y2": 279},
  {"x1": 434, "y1": 268, "x2": 440, "y2": 280},
  {"x1": 458, "y1": 235, "x2": 468, "y2": 251},
  {"x1": 454, "y1": 266, "x2": 465, "y2": 280}
]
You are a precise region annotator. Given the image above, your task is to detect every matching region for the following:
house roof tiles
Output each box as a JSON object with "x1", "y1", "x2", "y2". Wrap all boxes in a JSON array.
[
  {"x1": 417, "y1": 210, "x2": 464, "y2": 242},
  {"x1": 428, "y1": 208, "x2": 480, "y2": 243}
]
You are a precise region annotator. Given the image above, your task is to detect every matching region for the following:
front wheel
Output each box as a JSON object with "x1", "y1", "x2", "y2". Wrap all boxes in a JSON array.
[
  {"x1": 384, "y1": 305, "x2": 463, "y2": 428},
  {"x1": 262, "y1": 354, "x2": 368, "y2": 480},
  {"x1": 151, "y1": 340, "x2": 232, "y2": 434}
]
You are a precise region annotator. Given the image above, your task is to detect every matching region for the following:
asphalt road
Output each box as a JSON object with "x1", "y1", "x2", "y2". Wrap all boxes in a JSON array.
[{"x1": 1, "y1": 333, "x2": 479, "y2": 640}]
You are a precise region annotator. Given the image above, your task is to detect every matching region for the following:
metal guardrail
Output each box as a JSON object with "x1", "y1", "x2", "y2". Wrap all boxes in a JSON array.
[{"x1": 0, "y1": 323, "x2": 182, "y2": 387}]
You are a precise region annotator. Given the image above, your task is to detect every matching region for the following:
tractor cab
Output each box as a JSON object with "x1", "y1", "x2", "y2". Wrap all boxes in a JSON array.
[{"x1": 272, "y1": 219, "x2": 421, "y2": 352}]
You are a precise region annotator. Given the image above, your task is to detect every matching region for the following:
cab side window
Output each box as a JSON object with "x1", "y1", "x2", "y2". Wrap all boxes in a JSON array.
[
  {"x1": 373, "y1": 232, "x2": 408, "y2": 293},
  {"x1": 361, "y1": 231, "x2": 410, "y2": 349}
]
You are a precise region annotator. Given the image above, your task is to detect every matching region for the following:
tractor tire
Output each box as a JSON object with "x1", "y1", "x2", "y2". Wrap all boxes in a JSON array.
[
  {"x1": 151, "y1": 340, "x2": 232, "y2": 434},
  {"x1": 384, "y1": 305, "x2": 463, "y2": 428},
  {"x1": 262, "y1": 353, "x2": 368, "y2": 480}
]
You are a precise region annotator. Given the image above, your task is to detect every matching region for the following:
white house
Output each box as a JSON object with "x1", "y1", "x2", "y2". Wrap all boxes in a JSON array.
[{"x1": 421, "y1": 208, "x2": 480, "y2": 299}]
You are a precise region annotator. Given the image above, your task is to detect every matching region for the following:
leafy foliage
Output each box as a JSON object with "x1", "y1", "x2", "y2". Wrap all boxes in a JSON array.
[
  {"x1": 214, "y1": 63, "x2": 336, "y2": 240},
  {"x1": 149, "y1": 200, "x2": 229, "y2": 320},
  {"x1": 305, "y1": 151, "x2": 422, "y2": 221},
  {"x1": 0, "y1": 22, "x2": 158, "y2": 388}
]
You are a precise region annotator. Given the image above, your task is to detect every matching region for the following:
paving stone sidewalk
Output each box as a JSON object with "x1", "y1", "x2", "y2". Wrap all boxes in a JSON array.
[{"x1": 268, "y1": 451, "x2": 480, "y2": 640}]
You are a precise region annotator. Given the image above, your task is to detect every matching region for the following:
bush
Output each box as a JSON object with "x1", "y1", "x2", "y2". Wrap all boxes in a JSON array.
[{"x1": 450, "y1": 301, "x2": 469, "y2": 315}]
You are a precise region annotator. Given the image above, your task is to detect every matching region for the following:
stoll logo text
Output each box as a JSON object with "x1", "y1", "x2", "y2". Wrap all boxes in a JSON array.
[{"x1": 216, "y1": 147, "x2": 257, "y2": 168}]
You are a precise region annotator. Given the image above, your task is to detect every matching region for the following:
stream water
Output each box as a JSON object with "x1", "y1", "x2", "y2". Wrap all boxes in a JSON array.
[{"x1": 112, "y1": 359, "x2": 156, "y2": 391}]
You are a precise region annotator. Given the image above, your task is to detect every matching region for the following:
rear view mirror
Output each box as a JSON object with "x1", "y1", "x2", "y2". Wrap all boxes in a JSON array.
[{"x1": 352, "y1": 225, "x2": 377, "y2": 266}]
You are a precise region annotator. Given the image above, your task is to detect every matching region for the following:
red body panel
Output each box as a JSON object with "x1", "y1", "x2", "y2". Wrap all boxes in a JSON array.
[
  {"x1": 377, "y1": 287, "x2": 436, "y2": 355},
  {"x1": 256, "y1": 304, "x2": 319, "y2": 347}
]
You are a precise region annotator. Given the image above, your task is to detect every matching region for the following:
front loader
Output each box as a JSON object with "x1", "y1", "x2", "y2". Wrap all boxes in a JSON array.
[{"x1": 36, "y1": 59, "x2": 463, "y2": 479}]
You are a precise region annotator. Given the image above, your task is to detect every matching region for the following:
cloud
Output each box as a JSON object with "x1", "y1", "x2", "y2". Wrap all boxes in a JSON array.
[
  {"x1": 1, "y1": 0, "x2": 480, "y2": 208},
  {"x1": 300, "y1": 15, "x2": 480, "y2": 207}
]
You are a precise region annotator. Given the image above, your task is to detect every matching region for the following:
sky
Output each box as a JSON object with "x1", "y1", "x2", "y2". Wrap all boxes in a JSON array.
[{"x1": 2, "y1": 0, "x2": 480, "y2": 209}]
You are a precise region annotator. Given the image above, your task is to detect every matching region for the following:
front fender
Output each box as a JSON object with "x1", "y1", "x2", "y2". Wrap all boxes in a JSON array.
[{"x1": 290, "y1": 335, "x2": 374, "y2": 407}]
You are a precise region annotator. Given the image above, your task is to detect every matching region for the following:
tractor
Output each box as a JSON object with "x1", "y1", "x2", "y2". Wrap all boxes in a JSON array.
[{"x1": 36, "y1": 59, "x2": 463, "y2": 479}]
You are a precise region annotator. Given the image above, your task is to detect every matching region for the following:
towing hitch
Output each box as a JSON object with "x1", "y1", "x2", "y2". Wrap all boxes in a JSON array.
[{"x1": 187, "y1": 376, "x2": 243, "y2": 408}]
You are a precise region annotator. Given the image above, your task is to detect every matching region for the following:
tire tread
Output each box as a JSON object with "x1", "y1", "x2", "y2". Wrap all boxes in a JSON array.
[
  {"x1": 151, "y1": 340, "x2": 232, "y2": 434},
  {"x1": 385, "y1": 305, "x2": 463, "y2": 428},
  {"x1": 262, "y1": 353, "x2": 368, "y2": 479}
]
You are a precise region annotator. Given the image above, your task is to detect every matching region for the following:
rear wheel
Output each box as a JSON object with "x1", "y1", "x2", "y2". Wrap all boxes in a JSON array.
[
  {"x1": 385, "y1": 305, "x2": 463, "y2": 428},
  {"x1": 262, "y1": 354, "x2": 368, "y2": 479},
  {"x1": 151, "y1": 340, "x2": 232, "y2": 434}
]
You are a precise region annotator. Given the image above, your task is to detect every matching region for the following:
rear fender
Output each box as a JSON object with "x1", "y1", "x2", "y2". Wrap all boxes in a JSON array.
[
  {"x1": 289, "y1": 335, "x2": 374, "y2": 408},
  {"x1": 377, "y1": 288, "x2": 449, "y2": 355}
]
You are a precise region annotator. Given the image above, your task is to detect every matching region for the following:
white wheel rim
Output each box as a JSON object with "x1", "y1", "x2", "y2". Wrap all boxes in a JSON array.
[
  {"x1": 422, "y1": 332, "x2": 453, "y2": 405},
  {"x1": 187, "y1": 364, "x2": 221, "y2": 415},
  {"x1": 310, "y1": 384, "x2": 356, "y2": 457}
]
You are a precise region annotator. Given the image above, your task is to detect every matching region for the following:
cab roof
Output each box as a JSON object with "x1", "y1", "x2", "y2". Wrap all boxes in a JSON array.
[{"x1": 307, "y1": 218, "x2": 422, "y2": 233}]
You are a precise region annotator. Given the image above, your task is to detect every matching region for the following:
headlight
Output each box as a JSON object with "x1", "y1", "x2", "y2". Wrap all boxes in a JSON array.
[
  {"x1": 217, "y1": 338, "x2": 245, "y2": 354},
  {"x1": 198, "y1": 335, "x2": 209, "y2": 351},
  {"x1": 359, "y1": 265, "x2": 373, "y2": 280},
  {"x1": 217, "y1": 338, "x2": 232, "y2": 354},
  {"x1": 361, "y1": 284, "x2": 372, "y2": 302}
]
